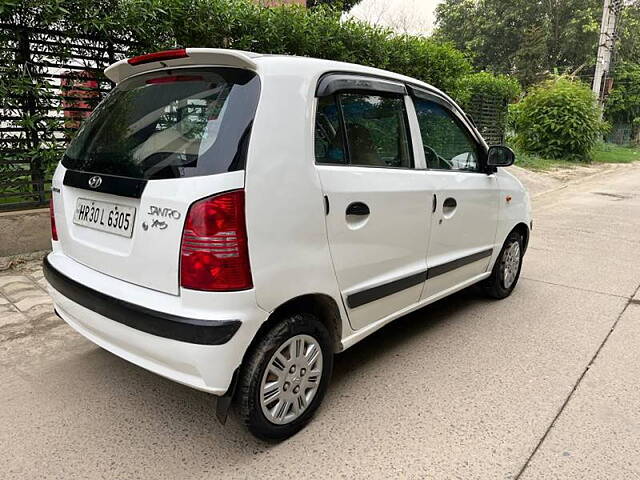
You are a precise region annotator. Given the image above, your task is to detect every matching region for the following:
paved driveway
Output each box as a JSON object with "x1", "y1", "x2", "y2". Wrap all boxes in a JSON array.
[{"x1": 1, "y1": 164, "x2": 639, "y2": 479}]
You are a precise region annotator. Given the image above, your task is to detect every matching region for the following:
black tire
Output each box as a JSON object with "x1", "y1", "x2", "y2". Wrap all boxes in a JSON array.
[
  {"x1": 237, "y1": 312, "x2": 334, "y2": 441},
  {"x1": 482, "y1": 230, "x2": 524, "y2": 299}
]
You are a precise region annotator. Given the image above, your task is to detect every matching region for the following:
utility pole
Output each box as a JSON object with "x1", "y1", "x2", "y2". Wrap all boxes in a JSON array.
[{"x1": 592, "y1": 0, "x2": 623, "y2": 111}]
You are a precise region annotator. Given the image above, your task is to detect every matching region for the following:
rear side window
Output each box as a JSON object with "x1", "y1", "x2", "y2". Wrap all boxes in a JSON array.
[
  {"x1": 63, "y1": 68, "x2": 260, "y2": 180},
  {"x1": 315, "y1": 96, "x2": 347, "y2": 165},
  {"x1": 315, "y1": 93, "x2": 413, "y2": 169}
]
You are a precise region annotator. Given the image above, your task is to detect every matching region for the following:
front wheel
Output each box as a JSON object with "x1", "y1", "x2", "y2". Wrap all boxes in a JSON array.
[
  {"x1": 237, "y1": 313, "x2": 333, "y2": 440},
  {"x1": 482, "y1": 230, "x2": 524, "y2": 299}
]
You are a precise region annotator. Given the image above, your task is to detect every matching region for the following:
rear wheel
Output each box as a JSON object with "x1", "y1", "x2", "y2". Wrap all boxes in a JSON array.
[
  {"x1": 482, "y1": 230, "x2": 524, "y2": 299},
  {"x1": 237, "y1": 313, "x2": 333, "y2": 440}
]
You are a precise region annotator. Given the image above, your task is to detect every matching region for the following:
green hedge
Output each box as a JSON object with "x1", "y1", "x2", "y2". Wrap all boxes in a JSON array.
[
  {"x1": 1, "y1": 0, "x2": 474, "y2": 95},
  {"x1": 118, "y1": 0, "x2": 473, "y2": 95},
  {"x1": 455, "y1": 72, "x2": 522, "y2": 109}
]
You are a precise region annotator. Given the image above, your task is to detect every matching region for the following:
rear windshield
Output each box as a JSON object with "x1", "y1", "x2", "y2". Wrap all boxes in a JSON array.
[{"x1": 62, "y1": 68, "x2": 260, "y2": 179}]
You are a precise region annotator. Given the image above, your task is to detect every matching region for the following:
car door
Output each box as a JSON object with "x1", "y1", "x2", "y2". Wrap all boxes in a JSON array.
[
  {"x1": 410, "y1": 92, "x2": 500, "y2": 300},
  {"x1": 314, "y1": 78, "x2": 434, "y2": 331}
]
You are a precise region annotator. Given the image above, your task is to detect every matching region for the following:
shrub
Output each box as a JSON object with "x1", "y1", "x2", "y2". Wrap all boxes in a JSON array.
[{"x1": 510, "y1": 76, "x2": 606, "y2": 161}]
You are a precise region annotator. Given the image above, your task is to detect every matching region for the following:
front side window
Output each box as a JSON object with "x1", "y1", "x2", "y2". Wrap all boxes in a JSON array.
[
  {"x1": 63, "y1": 68, "x2": 260, "y2": 179},
  {"x1": 413, "y1": 99, "x2": 481, "y2": 172},
  {"x1": 315, "y1": 92, "x2": 413, "y2": 169}
]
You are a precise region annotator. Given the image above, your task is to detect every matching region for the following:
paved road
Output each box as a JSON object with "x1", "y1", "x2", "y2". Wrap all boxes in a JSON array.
[{"x1": 1, "y1": 164, "x2": 639, "y2": 479}]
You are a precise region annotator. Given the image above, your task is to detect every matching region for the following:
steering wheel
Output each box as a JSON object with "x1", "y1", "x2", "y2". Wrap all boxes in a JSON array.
[{"x1": 423, "y1": 145, "x2": 452, "y2": 169}]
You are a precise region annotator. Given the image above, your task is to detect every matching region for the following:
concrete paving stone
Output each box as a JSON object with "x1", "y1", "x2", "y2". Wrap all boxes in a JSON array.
[
  {"x1": 5, "y1": 287, "x2": 50, "y2": 304},
  {"x1": 0, "y1": 311, "x2": 27, "y2": 329},
  {"x1": 29, "y1": 270, "x2": 44, "y2": 282},
  {"x1": 2, "y1": 281, "x2": 39, "y2": 295},
  {"x1": 0, "y1": 303, "x2": 17, "y2": 313},
  {"x1": 521, "y1": 304, "x2": 640, "y2": 479},
  {"x1": 0, "y1": 275, "x2": 31, "y2": 288},
  {"x1": 14, "y1": 295, "x2": 53, "y2": 313},
  {"x1": 22, "y1": 304, "x2": 56, "y2": 321}
]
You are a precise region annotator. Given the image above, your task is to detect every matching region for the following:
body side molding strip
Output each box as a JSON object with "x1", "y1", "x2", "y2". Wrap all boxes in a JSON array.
[
  {"x1": 346, "y1": 248, "x2": 494, "y2": 309},
  {"x1": 427, "y1": 248, "x2": 493, "y2": 279},
  {"x1": 347, "y1": 271, "x2": 427, "y2": 309}
]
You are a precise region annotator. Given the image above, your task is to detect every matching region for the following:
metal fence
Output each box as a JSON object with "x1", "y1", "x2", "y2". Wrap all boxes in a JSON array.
[
  {"x1": 607, "y1": 122, "x2": 633, "y2": 145},
  {"x1": 465, "y1": 94, "x2": 508, "y2": 146},
  {"x1": 0, "y1": 24, "x2": 132, "y2": 211}
]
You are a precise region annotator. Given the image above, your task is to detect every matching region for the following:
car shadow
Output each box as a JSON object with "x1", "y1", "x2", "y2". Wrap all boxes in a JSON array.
[
  {"x1": 331, "y1": 287, "x2": 489, "y2": 388},
  {"x1": 58, "y1": 285, "x2": 494, "y2": 455}
]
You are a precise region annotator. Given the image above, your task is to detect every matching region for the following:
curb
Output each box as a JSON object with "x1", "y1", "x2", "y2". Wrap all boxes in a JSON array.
[
  {"x1": 0, "y1": 250, "x2": 49, "y2": 272},
  {"x1": 530, "y1": 163, "x2": 624, "y2": 199}
]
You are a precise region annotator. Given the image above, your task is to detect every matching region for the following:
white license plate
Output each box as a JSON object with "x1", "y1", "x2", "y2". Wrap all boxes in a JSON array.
[{"x1": 73, "y1": 198, "x2": 136, "y2": 238}]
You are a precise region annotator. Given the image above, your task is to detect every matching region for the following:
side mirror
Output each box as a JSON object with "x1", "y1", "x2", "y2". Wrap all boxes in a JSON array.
[{"x1": 487, "y1": 145, "x2": 515, "y2": 167}]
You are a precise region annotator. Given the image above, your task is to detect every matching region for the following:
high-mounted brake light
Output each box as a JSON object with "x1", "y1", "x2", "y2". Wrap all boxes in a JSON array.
[
  {"x1": 127, "y1": 49, "x2": 189, "y2": 66},
  {"x1": 146, "y1": 75, "x2": 203, "y2": 85},
  {"x1": 50, "y1": 198, "x2": 58, "y2": 241},
  {"x1": 180, "y1": 190, "x2": 252, "y2": 291}
]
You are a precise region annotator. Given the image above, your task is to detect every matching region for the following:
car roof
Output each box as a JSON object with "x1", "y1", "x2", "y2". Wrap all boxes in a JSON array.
[{"x1": 105, "y1": 48, "x2": 453, "y2": 103}]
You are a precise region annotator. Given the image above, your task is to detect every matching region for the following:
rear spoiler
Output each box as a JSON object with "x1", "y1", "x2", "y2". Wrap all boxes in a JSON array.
[{"x1": 105, "y1": 48, "x2": 261, "y2": 84}]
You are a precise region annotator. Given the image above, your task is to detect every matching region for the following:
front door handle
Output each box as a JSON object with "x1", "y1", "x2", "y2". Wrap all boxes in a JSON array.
[{"x1": 346, "y1": 202, "x2": 370, "y2": 216}]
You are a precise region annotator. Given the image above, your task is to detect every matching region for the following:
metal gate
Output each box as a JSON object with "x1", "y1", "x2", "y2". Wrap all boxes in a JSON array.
[{"x1": 0, "y1": 24, "x2": 132, "y2": 211}]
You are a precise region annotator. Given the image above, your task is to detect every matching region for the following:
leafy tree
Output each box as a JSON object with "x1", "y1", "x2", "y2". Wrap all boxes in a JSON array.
[
  {"x1": 434, "y1": 0, "x2": 602, "y2": 85},
  {"x1": 606, "y1": 62, "x2": 640, "y2": 142},
  {"x1": 617, "y1": 1, "x2": 640, "y2": 64}
]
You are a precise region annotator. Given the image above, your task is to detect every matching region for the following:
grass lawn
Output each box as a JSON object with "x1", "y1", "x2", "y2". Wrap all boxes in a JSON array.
[{"x1": 514, "y1": 143, "x2": 640, "y2": 171}]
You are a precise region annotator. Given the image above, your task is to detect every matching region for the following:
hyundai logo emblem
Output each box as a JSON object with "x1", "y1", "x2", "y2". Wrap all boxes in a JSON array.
[{"x1": 88, "y1": 176, "x2": 102, "y2": 189}]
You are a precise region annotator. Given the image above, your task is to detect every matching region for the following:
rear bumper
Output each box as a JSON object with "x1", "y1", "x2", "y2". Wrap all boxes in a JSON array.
[
  {"x1": 43, "y1": 256, "x2": 240, "y2": 345},
  {"x1": 44, "y1": 252, "x2": 268, "y2": 395}
]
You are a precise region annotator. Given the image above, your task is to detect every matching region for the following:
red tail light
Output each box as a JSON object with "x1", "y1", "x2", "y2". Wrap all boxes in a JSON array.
[
  {"x1": 50, "y1": 198, "x2": 58, "y2": 241},
  {"x1": 180, "y1": 190, "x2": 252, "y2": 291},
  {"x1": 127, "y1": 49, "x2": 188, "y2": 66}
]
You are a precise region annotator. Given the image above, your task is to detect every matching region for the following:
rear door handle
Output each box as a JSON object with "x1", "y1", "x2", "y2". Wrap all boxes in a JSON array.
[
  {"x1": 442, "y1": 197, "x2": 457, "y2": 218},
  {"x1": 443, "y1": 197, "x2": 457, "y2": 209},
  {"x1": 346, "y1": 202, "x2": 370, "y2": 216}
]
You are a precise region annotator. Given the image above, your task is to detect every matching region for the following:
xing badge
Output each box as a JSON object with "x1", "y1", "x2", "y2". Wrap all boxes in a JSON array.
[
  {"x1": 151, "y1": 219, "x2": 168, "y2": 230},
  {"x1": 142, "y1": 220, "x2": 168, "y2": 230}
]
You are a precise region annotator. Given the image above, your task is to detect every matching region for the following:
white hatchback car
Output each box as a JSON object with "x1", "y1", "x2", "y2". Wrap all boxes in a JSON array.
[{"x1": 45, "y1": 48, "x2": 531, "y2": 440}]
